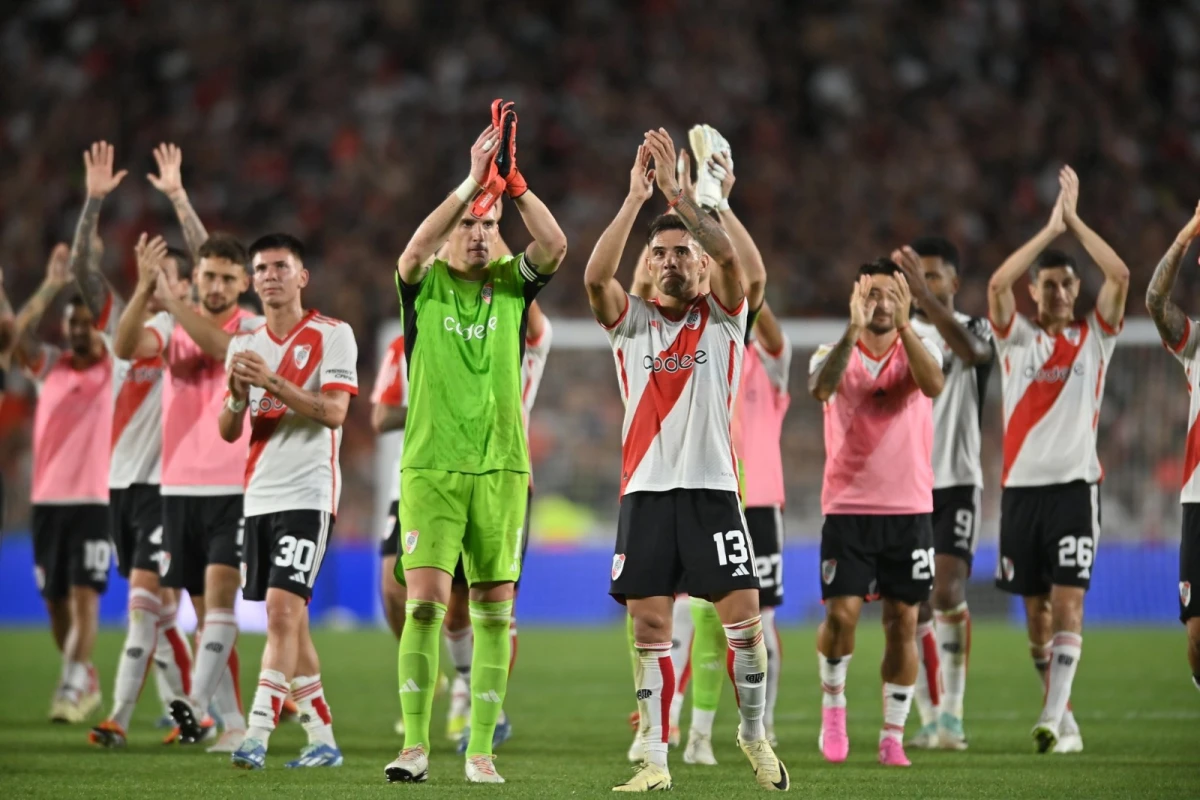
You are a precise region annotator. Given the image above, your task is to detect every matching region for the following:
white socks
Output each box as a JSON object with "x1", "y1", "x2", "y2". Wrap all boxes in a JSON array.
[
  {"x1": 1041, "y1": 632, "x2": 1082, "y2": 728},
  {"x1": 724, "y1": 617, "x2": 767, "y2": 743},
  {"x1": 212, "y1": 655, "x2": 246, "y2": 732},
  {"x1": 246, "y1": 668, "x2": 289, "y2": 746},
  {"x1": 761, "y1": 607, "x2": 781, "y2": 731},
  {"x1": 819, "y1": 652, "x2": 850, "y2": 709},
  {"x1": 110, "y1": 588, "x2": 161, "y2": 729},
  {"x1": 292, "y1": 674, "x2": 336, "y2": 746},
  {"x1": 881, "y1": 683, "x2": 915, "y2": 742},
  {"x1": 634, "y1": 642, "x2": 673, "y2": 768},
  {"x1": 935, "y1": 603, "x2": 970, "y2": 718},
  {"x1": 190, "y1": 609, "x2": 237, "y2": 711},
  {"x1": 913, "y1": 620, "x2": 939, "y2": 726},
  {"x1": 668, "y1": 598, "x2": 694, "y2": 728},
  {"x1": 154, "y1": 602, "x2": 191, "y2": 708}
]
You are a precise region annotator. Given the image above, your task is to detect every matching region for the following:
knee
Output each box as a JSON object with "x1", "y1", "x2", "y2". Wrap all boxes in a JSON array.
[
  {"x1": 882, "y1": 605, "x2": 918, "y2": 643},
  {"x1": 633, "y1": 611, "x2": 671, "y2": 643},
  {"x1": 407, "y1": 599, "x2": 446, "y2": 629},
  {"x1": 1187, "y1": 619, "x2": 1200, "y2": 647},
  {"x1": 932, "y1": 579, "x2": 965, "y2": 611},
  {"x1": 265, "y1": 594, "x2": 304, "y2": 639},
  {"x1": 1050, "y1": 589, "x2": 1085, "y2": 631}
]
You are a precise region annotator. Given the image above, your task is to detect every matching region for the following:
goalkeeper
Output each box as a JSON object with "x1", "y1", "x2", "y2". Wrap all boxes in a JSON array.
[{"x1": 382, "y1": 101, "x2": 567, "y2": 786}]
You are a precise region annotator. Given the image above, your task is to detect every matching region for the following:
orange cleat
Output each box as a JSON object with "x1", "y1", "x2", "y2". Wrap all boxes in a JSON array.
[{"x1": 89, "y1": 719, "x2": 127, "y2": 748}]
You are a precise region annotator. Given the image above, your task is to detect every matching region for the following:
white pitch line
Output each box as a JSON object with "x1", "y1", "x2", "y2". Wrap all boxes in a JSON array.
[{"x1": 774, "y1": 710, "x2": 1200, "y2": 722}]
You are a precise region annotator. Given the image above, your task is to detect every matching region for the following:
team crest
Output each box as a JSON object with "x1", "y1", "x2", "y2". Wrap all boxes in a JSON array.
[
  {"x1": 482, "y1": 283, "x2": 494, "y2": 304},
  {"x1": 1001, "y1": 556, "x2": 1015, "y2": 583},
  {"x1": 158, "y1": 552, "x2": 171, "y2": 579},
  {"x1": 1182, "y1": 581, "x2": 1192, "y2": 608},
  {"x1": 1064, "y1": 326, "x2": 1081, "y2": 345},
  {"x1": 293, "y1": 344, "x2": 312, "y2": 369},
  {"x1": 33, "y1": 566, "x2": 45, "y2": 591},
  {"x1": 821, "y1": 559, "x2": 837, "y2": 585},
  {"x1": 685, "y1": 307, "x2": 702, "y2": 330},
  {"x1": 612, "y1": 554, "x2": 626, "y2": 580},
  {"x1": 404, "y1": 530, "x2": 420, "y2": 555}
]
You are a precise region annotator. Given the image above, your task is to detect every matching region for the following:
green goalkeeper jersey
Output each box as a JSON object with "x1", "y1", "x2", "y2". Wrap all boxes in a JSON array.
[{"x1": 398, "y1": 253, "x2": 552, "y2": 474}]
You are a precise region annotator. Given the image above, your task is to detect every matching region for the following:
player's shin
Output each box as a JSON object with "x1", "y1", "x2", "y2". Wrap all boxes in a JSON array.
[
  {"x1": 465, "y1": 599, "x2": 512, "y2": 758},
  {"x1": 398, "y1": 599, "x2": 446, "y2": 749},
  {"x1": 723, "y1": 616, "x2": 768, "y2": 743},
  {"x1": 154, "y1": 600, "x2": 192, "y2": 704},
  {"x1": 633, "y1": 641, "x2": 674, "y2": 768},
  {"x1": 292, "y1": 675, "x2": 336, "y2": 746},
  {"x1": 245, "y1": 669, "x2": 289, "y2": 745},
  {"x1": 109, "y1": 587, "x2": 162, "y2": 729},
  {"x1": 212, "y1": 650, "x2": 246, "y2": 732},
  {"x1": 761, "y1": 607, "x2": 781, "y2": 735},
  {"x1": 1040, "y1": 632, "x2": 1082, "y2": 728},
  {"x1": 668, "y1": 598, "x2": 694, "y2": 731},
  {"x1": 688, "y1": 598, "x2": 725, "y2": 737},
  {"x1": 882, "y1": 683, "x2": 916, "y2": 742},
  {"x1": 913, "y1": 616, "x2": 940, "y2": 727},
  {"x1": 190, "y1": 609, "x2": 237, "y2": 710},
  {"x1": 935, "y1": 603, "x2": 970, "y2": 718}
]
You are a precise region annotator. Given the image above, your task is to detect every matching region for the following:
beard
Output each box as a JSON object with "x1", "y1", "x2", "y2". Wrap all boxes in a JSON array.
[{"x1": 203, "y1": 295, "x2": 234, "y2": 314}]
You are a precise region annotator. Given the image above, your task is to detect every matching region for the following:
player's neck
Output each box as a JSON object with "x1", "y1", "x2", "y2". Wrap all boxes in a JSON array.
[
  {"x1": 653, "y1": 290, "x2": 698, "y2": 314},
  {"x1": 264, "y1": 303, "x2": 307, "y2": 340},
  {"x1": 1035, "y1": 314, "x2": 1070, "y2": 337},
  {"x1": 447, "y1": 260, "x2": 488, "y2": 282},
  {"x1": 69, "y1": 341, "x2": 105, "y2": 369},
  {"x1": 203, "y1": 304, "x2": 240, "y2": 326},
  {"x1": 858, "y1": 328, "x2": 899, "y2": 356}
]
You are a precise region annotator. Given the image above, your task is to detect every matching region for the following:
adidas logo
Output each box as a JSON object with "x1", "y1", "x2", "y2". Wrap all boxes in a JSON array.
[
  {"x1": 732, "y1": 564, "x2": 751, "y2": 577},
  {"x1": 399, "y1": 679, "x2": 420, "y2": 693},
  {"x1": 290, "y1": 572, "x2": 306, "y2": 583},
  {"x1": 474, "y1": 690, "x2": 502, "y2": 704}
]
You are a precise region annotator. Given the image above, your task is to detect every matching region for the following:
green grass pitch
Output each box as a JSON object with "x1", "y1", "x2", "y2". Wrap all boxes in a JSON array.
[{"x1": 0, "y1": 623, "x2": 1195, "y2": 798}]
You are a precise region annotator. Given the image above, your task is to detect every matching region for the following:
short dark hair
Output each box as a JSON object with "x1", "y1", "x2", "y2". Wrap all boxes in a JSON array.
[
  {"x1": 646, "y1": 214, "x2": 690, "y2": 246},
  {"x1": 248, "y1": 233, "x2": 306, "y2": 263},
  {"x1": 910, "y1": 236, "x2": 960, "y2": 270},
  {"x1": 197, "y1": 233, "x2": 248, "y2": 268},
  {"x1": 857, "y1": 257, "x2": 900, "y2": 277},
  {"x1": 63, "y1": 293, "x2": 91, "y2": 315},
  {"x1": 1030, "y1": 248, "x2": 1077, "y2": 280},
  {"x1": 165, "y1": 246, "x2": 194, "y2": 282}
]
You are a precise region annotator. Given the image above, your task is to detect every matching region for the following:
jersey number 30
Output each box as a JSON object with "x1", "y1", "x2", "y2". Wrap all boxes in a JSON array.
[{"x1": 275, "y1": 536, "x2": 317, "y2": 573}]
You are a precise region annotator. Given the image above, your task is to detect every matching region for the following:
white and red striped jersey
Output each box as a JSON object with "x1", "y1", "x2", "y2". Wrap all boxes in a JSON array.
[
  {"x1": 602, "y1": 293, "x2": 747, "y2": 495},
  {"x1": 993, "y1": 310, "x2": 1119, "y2": 488},
  {"x1": 1164, "y1": 317, "x2": 1200, "y2": 503},
  {"x1": 522, "y1": 317, "x2": 553, "y2": 427},
  {"x1": 227, "y1": 311, "x2": 359, "y2": 517},
  {"x1": 372, "y1": 335, "x2": 407, "y2": 504},
  {"x1": 109, "y1": 350, "x2": 166, "y2": 489}
]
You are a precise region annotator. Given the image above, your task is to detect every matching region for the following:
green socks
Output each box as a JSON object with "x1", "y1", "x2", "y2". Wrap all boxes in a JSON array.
[
  {"x1": 689, "y1": 597, "x2": 727, "y2": 720},
  {"x1": 398, "y1": 599, "x2": 446, "y2": 749},
  {"x1": 466, "y1": 599, "x2": 513, "y2": 757}
]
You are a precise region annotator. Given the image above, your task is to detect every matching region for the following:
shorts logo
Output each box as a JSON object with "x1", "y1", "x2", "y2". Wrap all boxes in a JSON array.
[
  {"x1": 684, "y1": 307, "x2": 701, "y2": 330},
  {"x1": 1001, "y1": 556, "x2": 1015, "y2": 583},
  {"x1": 612, "y1": 554, "x2": 626, "y2": 580},
  {"x1": 293, "y1": 344, "x2": 312, "y2": 369},
  {"x1": 821, "y1": 559, "x2": 837, "y2": 585},
  {"x1": 404, "y1": 530, "x2": 420, "y2": 555},
  {"x1": 1182, "y1": 581, "x2": 1192, "y2": 608},
  {"x1": 482, "y1": 283, "x2": 494, "y2": 304},
  {"x1": 158, "y1": 552, "x2": 172, "y2": 579},
  {"x1": 33, "y1": 566, "x2": 45, "y2": 591}
]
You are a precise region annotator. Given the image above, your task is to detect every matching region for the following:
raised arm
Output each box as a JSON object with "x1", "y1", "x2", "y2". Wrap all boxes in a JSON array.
[
  {"x1": 643, "y1": 129, "x2": 744, "y2": 310},
  {"x1": 710, "y1": 151, "x2": 766, "y2": 311},
  {"x1": 1059, "y1": 166, "x2": 1129, "y2": 329},
  {"x1": 69, "y1": 141, "x2": 127, "y2": 322},
  {"x1": 585, "y1": 145, "x2": 654, "y2": 326},
  {"x1": 514, "y1": 191, "x2": 568, "y2": 274},
  {"x1": 809, "y1": 276, "x2": 871, "y2": 402},
  {"x1": 398, "y1": 125, "x2": 499, "y2": 285},
  {"x1": 1146, "y1": 201, "x2": 1200, "y2": 349},
  {"x1": 890, "y1": 272, "x2": 944, "y2": 398},
  {"x1": 147, "y1": 143, "x2": 209, "y2": 259},
  {"x1": 14, "y1": 245, "x2": 71, "y2": 369},
  {"x1": 988, "y1": 189, "x2": 1067, "y2": 332},
  {"x1": 0, "y1": 267, "x2": 15, "y2": 361},
  {"x1": 753, "y1": 301, "x2": 786, "y2": 356},
  {"x1": 154, "y1": 273, "x2": 232, "y2": 361},
  {"x1": 113, "y1": 235, "x2": 170, "y2": 360},
  {"x1": 895, "y1": 246, "x2": 992, "y2": 365}
]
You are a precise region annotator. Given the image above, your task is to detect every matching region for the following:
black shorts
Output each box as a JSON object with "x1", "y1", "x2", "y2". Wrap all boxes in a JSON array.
[
  {"x1": 380, "y1": 500, "x2": 401, "y2": 557},
  {"x1": 932, "y1": 485, "x2": 981, "y2": 572},
  {"x1": 819, "y1": 513, "x2": 934, "y2": 605},
  {"x1": 31, "y1": 504, "x2": 112, "y2": 600},
  {"x1": 161, "y1": 494, "x2": 244, "y2": 596},
  {"x1": 110, "y1": 484, "x2": 164, "y2": 579},
  {"x1": 242, "y1": 510, "x2": 333, "y2": 602},
  {"x1": 996, "y1": 481, "x2": 1099, "y2": 596},
  {"x1": 610, "y1": 489, "x2": 760, "y2": 602},
  {"x1": 1181, "y1": 504, "x2": 1200, "y2": 624},
  {"x1": 746, "y1": 505, "x2": 784, "y2": 607}
]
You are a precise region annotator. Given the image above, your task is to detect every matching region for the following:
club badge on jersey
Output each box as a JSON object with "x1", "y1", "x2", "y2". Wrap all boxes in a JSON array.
[
  {"x1": 1182, "y1": 581, "x2": 1192, "y2": 608},
  {"x1": 612, "y1": 553, "x2": 626, "y2": 580},
  {"x1": 821, "y1": 558, "x2": 837, "y2": 585},
  {"x1": 294, "y1": 344, "x2": 311, "y2": 369},
  {"x1": 404, "y1": 530, "x2": 419, "y2": 555}
]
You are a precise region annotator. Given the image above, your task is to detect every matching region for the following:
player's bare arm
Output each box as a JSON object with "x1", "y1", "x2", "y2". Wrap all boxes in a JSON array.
[
  {"x1": 397, "y1": 125, "x2": 499, "y2": 285},
  {"x1": 809, "y1": 276, "x2": 873, "y2": 402},
  {"x1": 514, "y1": 191, "x2": 567, "y2": 274},
  {"x1": 113, "y1": 235, "x2": 170, "y2": 360},
  {"x1": 711, "y1": 151, "x2": 766, "y2": 311},
  {"x1": 371, "y1": 400, "x2": 407, "y2": 434},
  {"x1": 1059, "y1": 165, "x2": 1130, "y2": 329},
  {"x1": 231, "y1": 349, "x2": 351, "y2": 429},
  {"x1": 1146, "y1": 200, "x2": 1200, "y2": 348},
  {"x1": 988, "y1": 186, "x2": 1067, "y2": 331},
  {"x1": 889, "y1": 271, "x2": 944, "y2": 398},
  {"x1": 585, "y1": 144, "x2": 654, "y2": 326},
  {"x1": 753, "y1": 301, "x2": 786, "y2": 356},
  {"x1": 644, "y1": 129, "x2": 744, "y2": 309},
  {"x1": 152, "y1": 268, "x2": 233, "y2": 361},
  {"x1": 0, "y1": 266, "x2": 16, "y2": 360},
  {"x1": 13, "y1": 244, "x2": 71, "y2": 370},
  {"x1": 218, "y1": 362, "x2": 251, "y2": 442},
  {"x1": 69, "y1": 141, "x2": 127, "y2": 321},
  {"x1": 895, "y1": 245, "x2": 991, "y2": 365},
  {"x1": 148, "y1": 143, "x2": 209, "y2": 259}
]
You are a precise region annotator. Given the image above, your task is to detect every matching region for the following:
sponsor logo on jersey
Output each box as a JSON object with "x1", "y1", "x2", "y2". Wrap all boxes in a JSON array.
[
  {"x1": 482, "y1": 283, "x2": 493, "y2": 304},
  {"x1": 1023, "y1": 364, "x2": 1080, "y2": 383},
  {"x1": 404, "y1": 530, "x2": 420, "y2": 554},
  {"x1": 612, "y1": 553, "x2": 626, "y2": 580},
  {"x1": 1182, "y1": 581, "x2": 1192, "y2": 607},
  {"x1": 294, "y1": 344, "x2": 312, "y2": 369},
  {"x1": 444, "y1": 315, "x2": 498, "y2": 341},
  {"x1": 1001, "y1": 556, "x2": 1015, "y2": 582},
  {"x1": 821, "y1": 558, "x2": 837, "y2": 585},
  {"x1": 643, "y1": 350, "x2": 708, "y2": 373}
]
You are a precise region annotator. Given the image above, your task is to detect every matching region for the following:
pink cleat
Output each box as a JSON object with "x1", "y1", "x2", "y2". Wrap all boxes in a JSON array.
[
  {"x1": 878, "y1": 736, "x2": 911, "y2": 767},
  {"x1": 819, "y1": 706, "x2": 849, "y2": 763}
]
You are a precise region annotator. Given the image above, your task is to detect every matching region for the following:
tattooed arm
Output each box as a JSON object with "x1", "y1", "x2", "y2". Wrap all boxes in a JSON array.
[
  {"x1": 70, "y1": 142, "x2": 127, "y2": 321},
  {"x1": 147, "y1": 143, "x2": 209, "y2": 259},
  {"x1": 810, "y1": 276, "x2": 874, "y2": 401},
  {"x1": 1145, "y1": 201, "x2": 1200, "y2": 349},
  {"x1": 14, "y1": 245, "x2": 72, "y2": 370}
]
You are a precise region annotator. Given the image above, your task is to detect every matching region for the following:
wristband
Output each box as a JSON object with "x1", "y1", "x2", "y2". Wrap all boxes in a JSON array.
[
  {"x1": 225, "y1": 396, "x2": 247, "y2": 413},
  {"x1": 666, "y1": 189, "x2": 685, "y2": 209},
  {"x1": 454, "y1": 176, "x2": 481, "y2": 204}
]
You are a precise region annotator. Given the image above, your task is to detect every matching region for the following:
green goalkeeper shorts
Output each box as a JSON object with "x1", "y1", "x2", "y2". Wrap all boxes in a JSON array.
[{"x1": 396, "y1": 468, "x2": 528, "y2": 585}]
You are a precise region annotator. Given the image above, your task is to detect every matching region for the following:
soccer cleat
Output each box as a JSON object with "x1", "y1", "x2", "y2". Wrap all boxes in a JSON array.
[
  {"x1": 626, "y1": 731, "x2": 645, "y2": 763},
  {"x1": 286, "y1": 742, "x2": 344, "y2": 768},
  {"x1": 738, "y1": 733, "x2": 790, "y2": 791},
  {"x1": 163, "y1": 714, "x2": 217, "y2": 745},
  {"x1": 465, "y1": 754, "x2": 505, "y2": 783},
  {"x1": 1032, "y1": 721, "x2": 1059, "y2": 754},
  {"x1": 78, "y1": 688, "x2": 102, "y2": 721},
  {"x1": 907, "y1": 721, "x2": 940, "y2": 750},
  {"x1": 154, "y1": 713, "x2": 176, "y2": 729},
  {"x1": 1053, "y1": 713, "x2": 1083, "y2": 754},
  {"x1": 766, "y1": 725, "x2": 778, "y2": 748},
  {"x1": 385, "y1": 745, "x2": 429, "y2": 783},
  {"x1": 169, "y1": 699, "x2": 206, "y2": 744},
  {"x1": 667, "y1": 724, "x2": 681, "y2": 748},
  {"x1": 938, "y1": 712, "x2": 969, "y2": 751},
  {"x1": 230, "y1": 736, "x2": 267, "y2": 770},
  {"x1": 878, "y1": 737, "x2": 911, "y2": 767},
  {"x1": 682, "y1": 730, "x2": 717, "y2": 765},
  {"x1": 206, "y1": 729, "x2": 246, "y2": 754},
  {"x1": 49, "y1": 696, "x2": 71, "y2": 724},
  {"x1": 818, "y1": 706, "x2": 849, "y2": 763},
  {"x1": 612, "y1": 762, "x2": 672, "y2": 792},
  {"x1": 88, "y1": 720, "x2": 127, "y2": 748}
]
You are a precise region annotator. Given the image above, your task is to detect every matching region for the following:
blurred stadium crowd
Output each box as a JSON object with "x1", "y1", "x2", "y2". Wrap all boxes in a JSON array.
[{"x1": 2, "y1": 0, "x2": 1200, "y2": 537}]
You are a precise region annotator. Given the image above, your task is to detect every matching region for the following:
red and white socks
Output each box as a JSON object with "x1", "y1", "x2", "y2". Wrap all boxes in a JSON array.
[
  {"x1": 110, "y1": 588, "x2": 161, "y2": 729},
  {"x1": 761, "y1": 607, "x2": 782, "y2": 734},
  {"x1": 154, "y1": 600, "x2": 192, "y2": 707},
  {"x1": 1041, "y1": 632, "x2": 1082, "y2": 728},
  {"x1": 633, "y1": 641, "x2": 674, "y2": 768},
  {"x1": 724, "y1": 616, "x2": 768, "y2": 743},
  {"x1": 246, "y1": 668, "x2": 289, "y2": 746},
  {"x1": 212, "y1": 650, "x2": 246, "y2": 732},
  {"x1": 819, "y1": 652, "x2": 850, "y2": 708},
  {"x1": 935, "y1": 603, "x2": 970, "y2": 718},
  {"x1": 881, "y1": 683, "x2": 916, "y2": 743},
  {"x1": 913, "y1": 620, "x2": 940, "y2": 727},
  {"x1": 292, "y1": 674, "x2": 337, "y2": 747},
  {"x1": 189, "y1": 609, "x2": 237, "y2": 712}
]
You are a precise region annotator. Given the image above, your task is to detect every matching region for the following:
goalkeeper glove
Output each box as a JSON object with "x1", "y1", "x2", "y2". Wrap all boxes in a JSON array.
[
  {"x1": 492, "y1": 99, "x2": 528, "y2": 199},
  {"x1": 689, "y1": 124, "x2": 722, "y2": 210},
  {"x1": 469, "y1": 100, "x2": 513, "y2": 217}
]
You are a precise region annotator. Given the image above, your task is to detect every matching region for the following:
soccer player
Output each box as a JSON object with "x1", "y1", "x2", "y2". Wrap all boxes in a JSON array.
[
  {"x1": 113, "y1": 224, "x2": 261, "y2": 750},
  {"x1": 14, "y1": 243, "x2": 112, "y2": 724},
  {"x1": 587, "y1": 133, "x2": 788, "y2": 792},
  {"x1": 808, "y1": 249, "x2": 945, "y2": 768},
  {"x1": 1145, "y1": 200, "x2": 1200, "y2": 695},
  {"x1": 383, "y1": 107, "x2": 566, "y2": 785},
  {"x1": 218, "y1": 233, "x2": 356, "y2": 769},
  {"x1": 900, "y1": 236, "x2": 994, "y2": 751},
  {"x1": 988, "y1": 166, "x2": 1128, "y2": 753}
]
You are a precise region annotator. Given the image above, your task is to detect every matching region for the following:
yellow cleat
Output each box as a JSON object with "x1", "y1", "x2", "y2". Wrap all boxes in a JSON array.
[
  {"x1": 446, "y1": 712, "x2": 468, "y2": 742},
  {"x1": 613, "y1": 762, "x2": 672, "y2": 792},
  {"x1": 77, "y1": 689, "x2": 102, "y2": 721},
  {"x1": 738, "y1": 734, "x2": 790, "y2": 791}
]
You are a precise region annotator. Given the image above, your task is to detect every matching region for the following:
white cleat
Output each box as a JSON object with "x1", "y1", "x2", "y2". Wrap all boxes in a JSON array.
[
  {"x1": 908, "y1": 722, "x2": 940, "y2": 750},
  {"x1": 613, "y1": 761, "x2": 672, "y2": 792},
  {"x1": 1053, "y1": 713, "x2": 1083, "y2": 754},
  {"x1": 206, "y1": 729, "x2": 246, "y2": 754},
  {"x1": 465, "y1": 754, "x2": 505, "y2": 783},
  {"x1": 937, "y1": 712, "x2": 969, "y2": 751},
  {"x1": 384, "y1": 745, "x2": 429, "y2": 783},
  {"x1": 738, "y1": 733, "x2": 790, "y2": 791},
  {"x1": 627, "y1": 731, "x2": 645, "y2": 763},
  {"x1": 682, "y1": 730, "x2": 717, "y2": 766}
]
